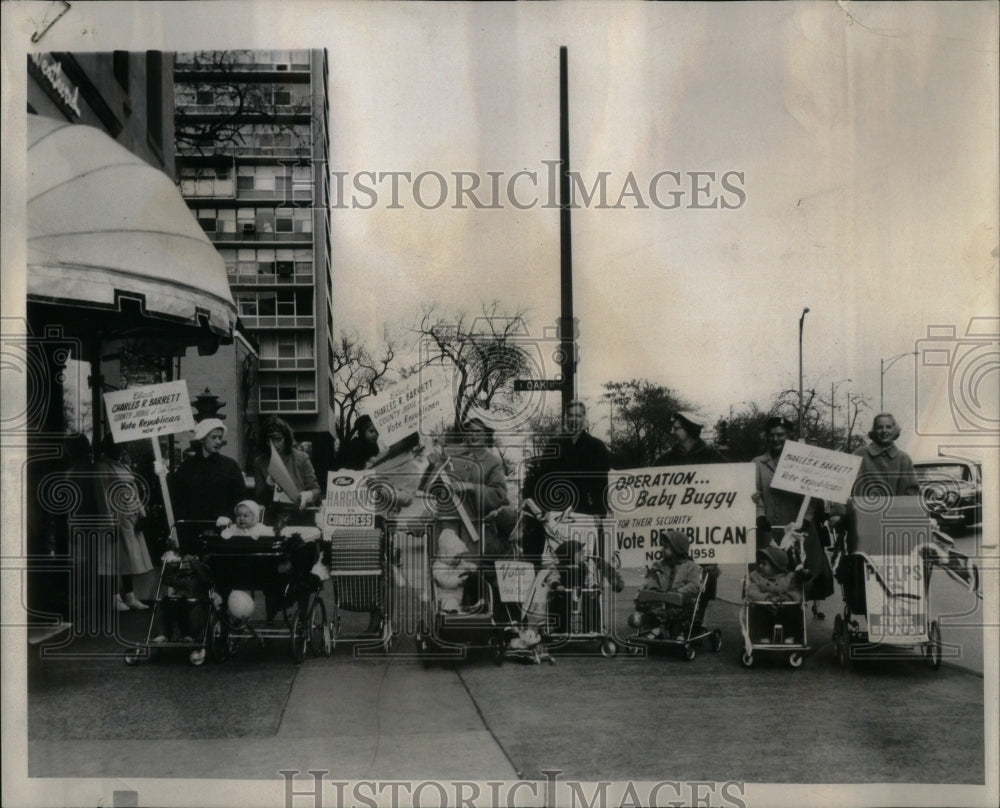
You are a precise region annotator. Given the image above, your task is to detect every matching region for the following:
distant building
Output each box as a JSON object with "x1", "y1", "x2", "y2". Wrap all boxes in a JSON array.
[{"x1": 173, "y1": 50, "x2": 335, "y2": 473}]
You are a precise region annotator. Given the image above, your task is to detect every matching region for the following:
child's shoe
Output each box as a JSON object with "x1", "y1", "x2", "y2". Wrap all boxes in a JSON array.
[{"x1": 114, "y1": 594, "x2": 130, "y2": 612}]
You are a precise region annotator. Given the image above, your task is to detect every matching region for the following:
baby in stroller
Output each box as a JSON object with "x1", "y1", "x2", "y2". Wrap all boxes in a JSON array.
[
  {"x1": 152, "y1": 550, "x2": 213, "y2": 644},
  {"x1": 221, "y1": 500, "x2": 271, "y2": 539},
  {"x1": 630, "y1": 530, "x2": 702, "y2": 640},
  {"x1": 746, "y1": 545, "x2": 803, "y2": 605},
  {"x1": 432, "y1": 528, "x2": 478, "y2": 612}
]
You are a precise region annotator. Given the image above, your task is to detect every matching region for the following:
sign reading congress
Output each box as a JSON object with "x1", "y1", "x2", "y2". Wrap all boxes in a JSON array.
[{"x1": 609, "y1": 463, "x2": 755, "y2": 567}]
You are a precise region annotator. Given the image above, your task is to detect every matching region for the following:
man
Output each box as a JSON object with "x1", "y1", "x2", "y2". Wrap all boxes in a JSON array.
[{"x1": 524, "y1": 400, "x2": 610, "y2": 519}]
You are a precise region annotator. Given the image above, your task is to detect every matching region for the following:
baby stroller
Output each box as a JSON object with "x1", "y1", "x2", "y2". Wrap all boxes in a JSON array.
[
  {"x1": 202, "y1": 526, "x2": 331, "y2": 663},
  {"x1": 324, "y1": 525, "x2": 395, "y2": 653},
  {"x1": 519, "y1": 505, "x2": 622, "y2": 657},
  {"x1": 625, "y1": 564, "x2": 722, "y2": 660},
  {"x1": 124, "y1": 548, "x2": 214, "y2": 667},
  {"x1": 739, "y1": 544, "x2": 809, "y2": 669},
  {"x1": 416, "y1": 518, "x2": 520, "y2": 665},
  {"x1": 832, "y1": 496, "x2": 947, "y2": 669}
]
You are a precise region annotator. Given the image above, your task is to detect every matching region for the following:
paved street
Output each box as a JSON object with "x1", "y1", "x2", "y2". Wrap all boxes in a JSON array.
[{"x1": 25, "y1": 529, "x2": 989, "y2": 792}]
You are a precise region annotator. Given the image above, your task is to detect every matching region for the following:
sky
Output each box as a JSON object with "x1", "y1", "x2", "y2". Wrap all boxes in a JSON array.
[
  {"x1": 318, "y1": 2, "x2": 998, "y2": 456},
  {"x1": 2, "y1": 0, "x2": 997, "y2": 460}
]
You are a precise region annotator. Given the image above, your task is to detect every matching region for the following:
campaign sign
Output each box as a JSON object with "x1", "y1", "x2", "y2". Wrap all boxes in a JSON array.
[
  {"x1": 770, "y1": 441, "x2": 862, "y2": 504},
  {"x1": 367, "y1": 373, "x2": 452, "y2": 448},
  {"x1": 321, "y1": 470, "x2": 377, "y2": 531},
  {"x1": 609, "y1": 464, "x2": 755, "y2": 567},
  {"x1": 103, "y1": 380, "x2": 195, "y2": 441}
]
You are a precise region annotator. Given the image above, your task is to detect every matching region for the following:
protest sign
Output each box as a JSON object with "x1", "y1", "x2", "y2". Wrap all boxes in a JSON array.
[
  {"x1": 609, "y1": 463, "x2": 755, "y2": 567},
  {"x1": 321, "y1": 469, "x2": 380, "y2": 531},
  {"x1": 770, "y1": 440, "x2": 862, "y2": 505},
  {"x1": 367, "y1": 373, "x2": 452, "y2": 448},
  {"x1": 103, "y1": 380, "x2": 195, "y2": 441},
  {"x1": 103, "y1": 380, "x2": 196, "y2": 545}
]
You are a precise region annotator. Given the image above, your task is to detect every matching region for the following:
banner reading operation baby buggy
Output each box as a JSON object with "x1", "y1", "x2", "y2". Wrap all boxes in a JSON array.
[{"x1": 609, "y1": 463, "x2": 756, "y2": 567}]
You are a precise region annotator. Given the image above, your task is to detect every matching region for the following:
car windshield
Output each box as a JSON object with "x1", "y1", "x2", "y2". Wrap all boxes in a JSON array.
[{"x1": 914, "y1": 464, "x2": 969, "y2": 483}]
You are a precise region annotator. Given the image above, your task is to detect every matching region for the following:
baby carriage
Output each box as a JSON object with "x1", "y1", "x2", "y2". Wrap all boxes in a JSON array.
[
  {"x1": 831, "y1": 496, "x2": 948, "y2": 669},
  {"x1": 201, "y1": 525, "x2": 331, "y2": 663},
  {"x1": 518, "y1": 505, "x2": 622, "y2": 657},
  {"x1": 323, "y1": 525, "x2": 395, "y2": 653},
  {"x1": 416, "y1": 516, "x2": 524, "y2": 665},
  {"x1": 625, "y1": 563, "x2": 722, "y2": 661},
  {"x1": 739, "y1": 543, "x2": 809, "y2": 669},
  {"x1": 124, "y1": 548, "x2": 214, "y2": 667}
]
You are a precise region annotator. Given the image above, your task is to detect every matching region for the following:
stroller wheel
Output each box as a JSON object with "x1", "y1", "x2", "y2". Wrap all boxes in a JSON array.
[
  {"x1": 600, "y1": 638, "x2": 618, "y2": 658},
  {"x1": 741, "y1": 652, "x2": 754, "y2": 668},
  {"x1": 833, "y1": 613, "x2": 850, "y2": 670},
  {"x1": 710, "y1": 630, "x2": 723, "y2": 653},
  {"x1": 189, "y1": 648, "x2": 206, "y2": 666},
  {"x1": 788, "y1": 652, "x2": 803, "y2": 668},
  {"x1": 124, "y1": 649, "x2": 141, "y2": 666},
  {"x1": 207, "y1": 611, "x2": 229, "y2": 663},
  {"x1": 927, "y1": 620, "x2": 942, "y2": 669},
  {"x1": 290, "y1": 609, "x2": 308, "y2": 663},
  {"x1": 683, "y1": 644, "x2": 696, "y2": 661}
]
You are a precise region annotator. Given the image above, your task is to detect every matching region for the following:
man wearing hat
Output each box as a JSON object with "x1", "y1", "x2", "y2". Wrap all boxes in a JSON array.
[
  {"x1": 654, "y1": 412, "x2": 726, "y2": 466},
  {"x1": 169, "y1": 418, "x2": 249, "y2": 528}
]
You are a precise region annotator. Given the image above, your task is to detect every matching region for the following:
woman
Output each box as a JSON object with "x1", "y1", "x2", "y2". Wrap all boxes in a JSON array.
[
  {"x1": 852, "y1": 412, "x2": 920, "y2": 498},
  {"x1": 253, "y1": 416, "x2": 321, "y2": 524},
  {"x1": 169, "y1": 418, "x2": 249, "y2": 535},
  {"x1": 337, "y1": 414, "x2": 382, "y2": 471},
  {"x1": 751, "y1": 416, "x2": 834, "y2": 606},
  {"x1": 429, "y1": 415, "x2": 510, "y2": 551},
  {"x1": 654, "y1": 412, "x2": 726, "y2": 466},
  {"x1": 94, "y1": 436, "x2": 153, "y2": 611}
]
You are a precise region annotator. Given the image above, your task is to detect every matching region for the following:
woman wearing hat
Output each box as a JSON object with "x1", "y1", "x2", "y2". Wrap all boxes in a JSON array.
[
  {"x1": 654, "y1": 412, "x2": 726, "y2": 466},
  {"x1": 170, "y1": 418, "x2": 249, "y2": 528},
  {"x1": 336, "y1": 414, "x2": 382, "y2": 471},
  {"x1": 751, "y1": 415, "x2": 834, "y2": 607}
]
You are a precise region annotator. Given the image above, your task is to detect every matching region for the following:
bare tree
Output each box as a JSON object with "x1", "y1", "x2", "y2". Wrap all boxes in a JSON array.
[
  {"x1": 174, "y1": 50, "x2": 317, "y2": 159},
  {"x1": 414, "y1": 302, "x2": 533, "y2": 427},
  {"x1": 602, "y1": 379, "x2": 695, "y2": 468},
  {"x1": 330, "y1": 328, "x2": 398, "y2": 441}
]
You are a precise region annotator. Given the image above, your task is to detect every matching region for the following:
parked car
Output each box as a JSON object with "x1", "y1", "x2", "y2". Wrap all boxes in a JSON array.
[{"x1": 913, "y1": 457, "x2": 982, "y2": 530}]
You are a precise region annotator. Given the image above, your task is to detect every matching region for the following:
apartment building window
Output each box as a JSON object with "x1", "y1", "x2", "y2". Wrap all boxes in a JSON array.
[{"x1": 274, "y1": 90, "x2": 291, "y2": 107}]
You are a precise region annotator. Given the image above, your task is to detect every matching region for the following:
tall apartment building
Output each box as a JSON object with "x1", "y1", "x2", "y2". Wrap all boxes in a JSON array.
[{"x1": 173, "y1": 50, "x2": 336, "y2": 473}]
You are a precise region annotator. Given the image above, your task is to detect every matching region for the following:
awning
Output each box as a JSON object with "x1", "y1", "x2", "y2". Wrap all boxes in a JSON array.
[{"x1": 26, "y1": 114, "x2": 237, "y2": 342}]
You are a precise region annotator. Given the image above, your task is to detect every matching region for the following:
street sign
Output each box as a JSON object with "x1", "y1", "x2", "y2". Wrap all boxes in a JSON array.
[{"x1": 513, "y1": 379, "x2": 562, "y2": 391}]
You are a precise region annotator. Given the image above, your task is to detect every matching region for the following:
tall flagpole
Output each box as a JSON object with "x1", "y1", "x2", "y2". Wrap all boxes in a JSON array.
[{"x1": 559, "y1": 46, "x2": 575, "y2": 413}]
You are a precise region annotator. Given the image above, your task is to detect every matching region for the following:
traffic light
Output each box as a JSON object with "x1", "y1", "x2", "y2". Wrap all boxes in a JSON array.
[{"x1": 716, "y1": 419, "x2": 729, "y2": 447}]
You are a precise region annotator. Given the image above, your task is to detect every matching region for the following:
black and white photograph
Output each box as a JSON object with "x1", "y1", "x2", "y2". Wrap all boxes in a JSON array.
[{"x1": 1, "y1": 2, "x2": 997, "y2": 807}]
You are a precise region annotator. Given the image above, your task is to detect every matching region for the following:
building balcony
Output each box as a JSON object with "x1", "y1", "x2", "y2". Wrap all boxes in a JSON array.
[
  {"x1": 259, "y1": 357, "x2": 317, "y2": 371},
  {"x1": 260, "y1": 399, "x2": 318, "y2": 414},
  {"x1": 227, "y1": 271, "x2": 315, "y2": 287},
  {"x1": 206, "y1": 230, "x2": 314, "y2": 244},
  {"x1": 176, "y1": 144, "x2": 312, "y2": 160},
  {"x1": 234, "y1": 188, "x2": 314, "y2": 203},
  {"x1": 240, "y1": 315, "x2": 315, "y2": 329}
]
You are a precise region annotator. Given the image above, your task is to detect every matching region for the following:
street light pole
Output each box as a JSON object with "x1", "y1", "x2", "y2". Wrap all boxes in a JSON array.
[
  {"x1": 879, "y1": 351, "x2": 917, "y2": 411},
  {"x1": 831, "y1": 377, "x2": 851, "y2": 445},
  {"x1": 798, "y1": 307, "x2": 810, "y2": 439}
]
